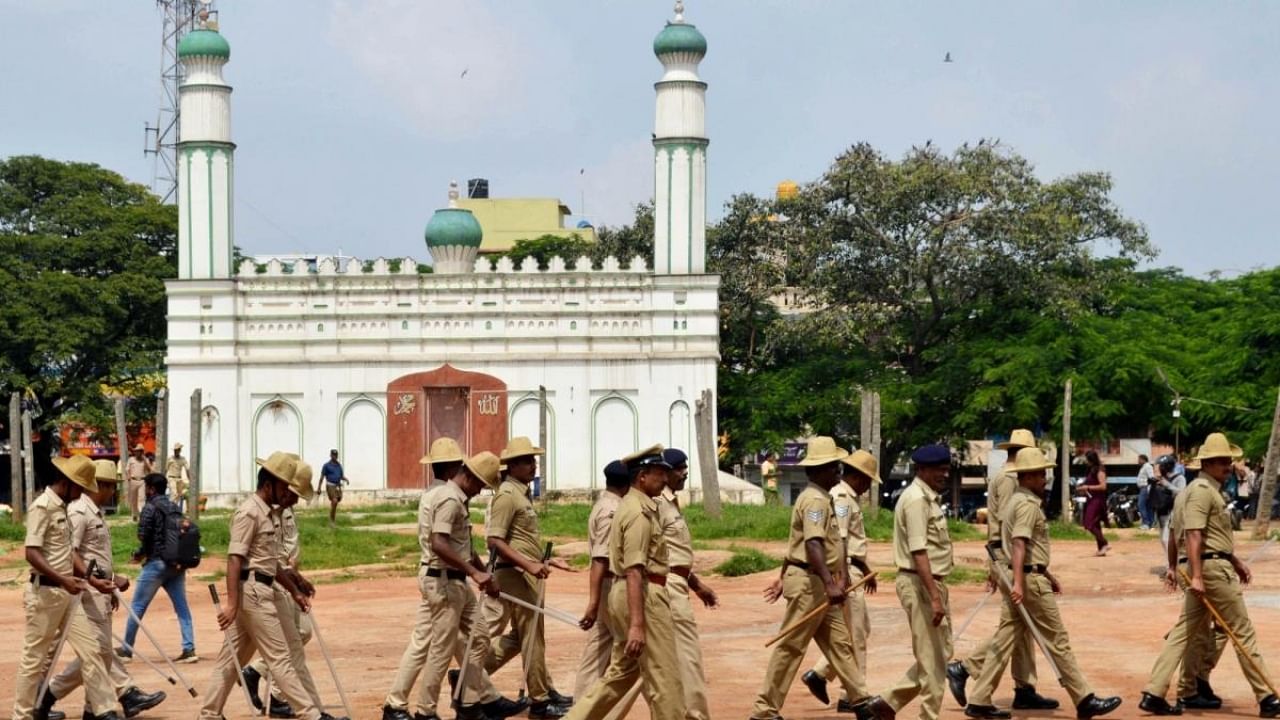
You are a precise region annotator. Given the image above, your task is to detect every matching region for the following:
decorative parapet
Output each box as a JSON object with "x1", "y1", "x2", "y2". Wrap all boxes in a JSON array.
[{"x1": 234, "y1": 255, "x2": 657, "y2": 278}]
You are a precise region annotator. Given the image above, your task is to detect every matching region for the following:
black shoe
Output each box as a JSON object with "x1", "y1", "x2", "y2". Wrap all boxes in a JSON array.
[
  {"x1": 383, "y1": 706, "x2": 414, "y2": 720},
  {"x1": 49, "y1": 712, "x2": 66, "y2": 720},
  {"x1": 528, "y1": 701, "x2": 569, "y2": 719},
  {"x1": 947, "y1": 661, "x2": 969, "y2": 707},
  {"x1": 1013, "y1": 686, "x2": 1060, "y2": 710},
  {"x1": 1196, "y1": 678, "x2": 1220, "y2": 703},
  {"x1": 1180, "y1": 693, "x2": 1222, "y2": 710},
  {"x1": 547, "y1": 690, "x2": 573, "y2": 706},
  {"x1": 268, "y1": 696, "x2": 295, "y2": 719},
  {"x1": 320, "y1": 715, "x2": 350, "y2": 720},
  {"x1": 454, "y1": 706, "x2": 485, "y2": 720},
  {"x1": 964, "y1": 705, "x2": 1012, "y2": 719},
  {"x1": 35, "y1": 692, "x2": 60, "y2": 720},
  {"x1": 480, "y1": 696, "x2": 529, "y2": 719},
  {"x1": 865, "y1": 697, "x2": 896, "y2": 720},
  {"x1": 1138, "y1": 693, "x2": 1183, "y2": 716},
  {"x1": 119, "y1": 688, "x2": 167, "y2": 718},
  {"x1": 802, "y1": 670, "x2": 831, "y2": 705},
  {"x1": 840, "y1": 700, "x2": 874, "y2": 720},
  {"x1": 448, "y1": 669, "x2": 460, "y2": 693},
  {"x1": 413, "y1": 714, "x2": 441, "y2": 720},
  {"x1": 836, "y1": 699, "x2": 857, "y2": 714},
  {"x1": 242, "y1": 667, "x2": 264, "y2": 712},
  {"x1": 1261, "y1": 694, "x2": 1280, "y2": 718},
  {"x1": 1076, "y1": 694, "x2": 1122, "y2": 719}
]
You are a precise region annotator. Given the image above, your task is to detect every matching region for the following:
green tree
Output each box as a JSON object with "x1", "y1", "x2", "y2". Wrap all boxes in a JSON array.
[
  {"x1": 593, "y1": 201, "x2": 654, "y2": 269},
  {"x1": 0, "y1": 156, "x2": 176, "y2": 436},
  {"x1": 497, "y1": 234, "x2": 591, "y2": 270}
]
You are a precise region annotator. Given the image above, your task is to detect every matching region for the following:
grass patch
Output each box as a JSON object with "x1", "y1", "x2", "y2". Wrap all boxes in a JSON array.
[
  {"x1": 714, "y1": 547, "x2": 782, "y2": 577},
  {"x1": 684, "y1": 504, "x2": 791, "y2": 540},
  {"x1": 0, "y1": 520, "x2": 25, "y2": 543},
  {"x1": 944, "y1": 566, "x2": 989, "y2": 586},
  {"x1": 569, "y1": 552, "x2": 592, "y2": 569},
  {"x1": 535, "y1": 503, "x2": 593, "y2": 539},
  {"x1": 863, "y1": 508, "x2": 984, "y2": 542},
  {"x1": 1049, "y1": 521, "x2": 1118, "y2": 542}
]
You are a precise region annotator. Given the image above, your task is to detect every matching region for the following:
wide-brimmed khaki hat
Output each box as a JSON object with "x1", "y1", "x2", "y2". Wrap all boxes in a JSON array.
[
  {"x1": 464, "y1": 451, "x2": 502, "y2": 488},
  {"x1": 1195, "y1": 433, "x2": 1239, "y2": 461},
  {"x1": 1185, "y1": 457, "x2": 1201, "y2": 471},
  {"x1": 92, "y1": 459, "x2": 120, "y2": 483},
  {"x1": 256, "y1": 451, "x2": 298, "y2": 485},
  {"x1": 1009, "y1": 447, "x2": 1055, "y2": 474},
  {"x1": 420, "y1": 437, "x2": 464, "y2": 465},
  {"x1": 289, "y1": 461, "x2": 316, "y2": 500},
  {"x1": 500, "y1": 436, "x2": 545, "y2": 461},
  {"x1": 798, "y1": 436, "x2": 848, "y2": 467},
  {"x1": 997, "y1": 429, "x2": 1036, "y2": 451},
  {"x1": 53, "y1": 455, "x2": 99, "y2": 493},
  {"x1": 840, "y1": 449, "x2": 881, "y2": 484},
  {"x1": 132, "y1": 443, "x2": 146, "y2": 453},
  {"x1": 173, "y1": 442, "x2": 183, "y2": 451}
]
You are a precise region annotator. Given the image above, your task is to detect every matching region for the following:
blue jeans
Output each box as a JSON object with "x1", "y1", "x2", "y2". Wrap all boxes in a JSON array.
[
  {"x1": 122, "y1": 558, "x2": 195, "y2": 653},
  {"x1": 1137, "y1": 485, "x2": 1154, "y2": 528}
]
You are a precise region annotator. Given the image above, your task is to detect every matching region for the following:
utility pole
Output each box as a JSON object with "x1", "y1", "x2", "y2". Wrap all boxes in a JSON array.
[
  {"x1": 1061, "y1": 379, "x2": 1073, "y2": 523},
  {"x1": 1253, "y1": 386, "x2": 1280, "y2": 539},
  {"x1": 537, "y1": 385, "x2": 549, "y2": 492},
  {"x1": 695, "y1": 389, "x2": 722, "y2": 518},
  {"x1": 860, "y1": 389, "x2": 883, "y2": 511},
  {"x1": 189, "y1": 389, "x2": 202, "y2": 521},
  {"x1": 9, "y1": 393, "x2": 22, "y2": 521},
  {"x1": 155, "y1": 388, "x2": 168, "y2": 473},
  {"x1": 21, "y1": 409, "x2": 35, "y2": 507}
]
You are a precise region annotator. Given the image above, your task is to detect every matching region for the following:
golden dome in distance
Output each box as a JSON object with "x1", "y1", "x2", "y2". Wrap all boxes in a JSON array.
[{"x1": 776, "y1": 180, "x2": 799, "y2": 200}]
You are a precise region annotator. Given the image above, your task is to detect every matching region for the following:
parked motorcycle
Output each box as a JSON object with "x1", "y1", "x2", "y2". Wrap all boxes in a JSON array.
[{"x1": 1107, "y1": 489, "x2": 1139, "y2": 529}]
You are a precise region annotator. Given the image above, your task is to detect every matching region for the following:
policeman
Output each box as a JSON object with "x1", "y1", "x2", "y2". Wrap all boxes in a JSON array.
[
  {"x1": 565, "y1": 445, "x2": 684, "y2": 720},
  {"x1": 803, "y1": 449, "x2": 880, "y2": 712},
  {"x1": 752, "y1": 437, "x2": 870, "y2": 720},
  {"x1": 14, "y1": 454, "x2": 122, "y2": 720},
  {"x1": 961, "y1": 448, "x2": 1121, "y2": 719},
  {"x1": 485, "y1": 437, "x2": 573, "y2": 718},
  {"x1": 947, "y1": 429, "x2": 1055, "y2": 712},
  {"x1": 864, "y1": 444, "x2": 954, "y2": 720},
  {"x1": 198, "y1": 452, "x2": 320, "y2": 720},
  {"x1": 1180, "y1": 433, "x2": 1279, "y2": 717},
  {"x1": 45, "y1": 460, "x2": 167, "y2": 720},
  {"x1": 572, "y1": 460, "x2": 632, "y2": 703}
]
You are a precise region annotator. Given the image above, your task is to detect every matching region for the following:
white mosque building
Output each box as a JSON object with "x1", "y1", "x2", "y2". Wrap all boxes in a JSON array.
[{"x1": 164, "y1": 4, "x2": 720, "y2": 496}]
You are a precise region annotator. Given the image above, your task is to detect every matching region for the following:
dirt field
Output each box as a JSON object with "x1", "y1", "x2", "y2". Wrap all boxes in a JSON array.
[{"x1": 2, "y1": 530, "x2": 1278, "y2": 720}]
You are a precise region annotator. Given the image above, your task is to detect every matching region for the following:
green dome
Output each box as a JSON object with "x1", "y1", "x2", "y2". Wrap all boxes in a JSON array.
[
  {"x1": 424, "y1": 208, "x2": 483, "y2": 249},
  {"x1": 178, "y1": 29, "x2": 231, "y2": 60},
  {"x1": 653, "y1": 22, "x2": 706, "y2": 57}
]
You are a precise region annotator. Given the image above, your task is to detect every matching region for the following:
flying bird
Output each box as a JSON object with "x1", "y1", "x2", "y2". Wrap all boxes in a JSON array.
[
  {"x1": 460, "y1": 68, "x2": 469, "y2": 79},
  {"x1": 944, "y1": 52, "x2": 953, "y2": 63}
]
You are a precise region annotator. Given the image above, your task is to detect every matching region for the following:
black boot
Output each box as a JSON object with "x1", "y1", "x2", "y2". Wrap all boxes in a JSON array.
[
  {"x1": 268, "y1": 696, "x2": 295, "y2": 719},
  {"x1": 1138, "y1": 693, "x2": 1183, "y2": 716},
  {"x1": 1180, "y1": 693, "x2": 1222, "y2": 710},
  {"x1": 454, "y1": 706, "x2": 484, "y2": 720},
  {"x1": 864, "y1": 696, "x2": 896, "y2": 720},
  {"x1": 840, "y1": 699, "x2": 873, "y2": 720},
  {"x1": 1196, "y1": 678, "x2": 1221, "y2": 704},
  {"x1": 547, "y1": 690, "x2": 573, "y2": 707},
  {"x1": 1261, "y1": 694, "x2": 1280, "y2": 719},
  {"x1": 802, "y1": 670, "x2": 830, "y2": 705},
  {"x1": 946, "y1": 661, "x2": 969, "y2": 707},
  {"x1": 35, "y1": 691, "x2": 61, "y2": 720},
  {"x1": 964, "y1": 705, "x2": 1011, "y2": 719},
  {"x1": 528, "y1": 701, "x2": 568, "y2": 719},
  {"x1": 382, "y1": 706, "x2": 413, "y2": 720},
  {"x1": 119, "y1": 688, "x2": 167, "y2": 718},
  {"x1": 241, "y1": 667, "x2": 265, "y2": 712},
  {"x1": 412, "y1": 713, "x2": 440, "y2": 720},
  {"x1": 480, "y1": 696, "x2": 529, "y2": 719},
  {"x1": 1076, "y1": 694, "x2": 1122, "y2": 719},
  {"x1": 1013, "y1": 686, "x2": 1060, "y2": 710},
  {"x1": 448, "y1": 669, "x2": 459, "y2": 694}
]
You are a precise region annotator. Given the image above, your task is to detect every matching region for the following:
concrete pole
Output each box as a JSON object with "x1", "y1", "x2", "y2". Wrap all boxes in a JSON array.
[
  {"x1": 190, "y1": 389, "x2": 202, "y2": 521},
  {"x1": 1061, "y1": 378, "x2": 1073, "y2": 523},
  {"x1": 538, "y1": 385, "x2": 549, "y2": 492},
  {"x1": 1252, "y1": 386, "x2": 1280, "y2": 539},
  {"x1": 155, "y1": 388, "x2": 168, "y2": 476},
  {"x1": 114, "y1": 397, "x2": 128, "y2": 511},
  {"x1": 870, "y1": 391, "x2": 882, "y2": 512},
  {"x1": 22, "y1": 409, "x2": 35, "y2": 505},
  {"x1": 695, "y1": 388, "x2": 722, "y2": 517},
  {"x1": 9, "y1": 393, "x2": 23, "y2": 521}
]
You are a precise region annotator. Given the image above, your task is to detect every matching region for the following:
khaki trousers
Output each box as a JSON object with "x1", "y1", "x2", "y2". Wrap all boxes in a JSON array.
[
  {"x1": 882, "y1": 574, "x2": 952, "y2": 720},
  {"x1": 50, "y1": 592, "x2": 134, "y2": 701},
  {"x1": 13, "y1": 585, "x2": 121, "y2": 720},
  {"x1": 419, "y1": 576, "x2": 495, "y2": 715},
  {"x1": 614, "y1": 575, "x2": 710, "y2": 720},
  {"x1": 199, "y1": 579, "x2": 320, "y2": 720},
  {"x1": 242, "y1": 586, "x2": 323, "y2": 711},
  {"x1": 814, "y1": 573, "x2": 870, "y2": 700},
  {"x1": 960, "y1": 582, "x2": 1037, "y2": 689},
  {"x1": 563, "y1": 578, "x2": 684, "y2": 720},
  {"x1": 967, "y1": 574, "x2": 1092, "y2": 707},
  {"x1": 752, "y1": 567, "x2": 867, "y2": 719},
  {"x1": 572, "y1": 578, "x2": 617, "y2": 701},
  {"x1": 127, "y1": 480, "x2": 143, "y2": 519},
  {"x1": 1183, "y1": 558, "x2": 1274, "y2": 701},
  {"x1": 484, "y1": 569, "x2": 554, "y2": 702}
]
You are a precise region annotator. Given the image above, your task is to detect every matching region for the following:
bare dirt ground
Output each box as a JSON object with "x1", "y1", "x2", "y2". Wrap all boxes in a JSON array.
[{"x1": 3, "y1": 530, "x2": 1279, "y2": 720}]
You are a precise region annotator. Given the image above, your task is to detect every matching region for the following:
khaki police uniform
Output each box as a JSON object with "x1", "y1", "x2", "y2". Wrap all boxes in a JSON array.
[
  {"x1": 49, "y1": 494, "x2": 135, "y2": 702},
  {"x1": 880, "y1": 478, "x2": 953, "y2": 720},
  {"x1": 165, "y1": 456, "x2": 190, "y2": 503},
  {"x1": 967, "y1": 487, "x2": 1097, "y2": 707},
  {"x1": 125, "y1": 455, "x2": 150, "y2": 520},
  {"x1": 564, "y1": 487, "x2": 684, "y2": 720},
  {"x1": 199, "y1": 495, "x2": 320, "y2": 720},
  {"x1": 812, "y1": 480, "x2": 870, "y2": 696},
  {"x1": 1180, "y1": 475, "x2": 1274, "y2": 700},
  {"x1": 484, "y1": 478, "x2": 557, "y2": 702},
  {"x1": 572, "y1": 490, "x2": 624, "y2": 701},
  {"x1": 959, "y1": 467, "x2": 1038, "y2": 689},
  {"x1": 13, "y1": 488, "x2": 122, "y2": 720},
  {"x1": 751, "y1": 482, "x2": 867, "y2": 720},
  {"x1": 385, "y1": 483, "x2": 445, "y2": 711}
]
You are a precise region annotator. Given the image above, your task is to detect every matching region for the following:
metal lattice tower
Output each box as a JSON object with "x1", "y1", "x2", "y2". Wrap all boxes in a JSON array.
[{"x1": 144, "y1": 0, "x2": 208, "y2": 203}]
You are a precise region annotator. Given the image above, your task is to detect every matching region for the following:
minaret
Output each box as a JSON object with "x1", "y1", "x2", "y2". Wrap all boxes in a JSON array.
[
  {"x1": 652, "y1": 0, "x2": 708, "y2": 275},
  {"x1": 176, "y1": 15, "x2": 234, "y2": 280}
]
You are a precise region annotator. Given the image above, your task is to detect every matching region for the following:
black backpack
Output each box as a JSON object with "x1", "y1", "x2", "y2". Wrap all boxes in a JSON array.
[
  {"x1": 158, "y1": 501, "x2": 202, "y2": 569},
  {"x1": 1150, "y1": 479, "x2": 1176, "y2": 516}
]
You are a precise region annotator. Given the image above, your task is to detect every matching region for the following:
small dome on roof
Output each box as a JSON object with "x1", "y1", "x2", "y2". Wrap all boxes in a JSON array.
[
  {"x1": 576, "y1": 220, "x2": 594, "y2": 229},
  {"x1": 178, "y1": 29, "x2": 231, "y2": 60},
  {"x1": 653, "y1": 22, "x2": 707, "y2": 58}
]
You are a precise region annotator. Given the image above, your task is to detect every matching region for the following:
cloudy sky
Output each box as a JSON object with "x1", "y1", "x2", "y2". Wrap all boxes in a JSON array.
[{"x1": 2, "y1": 1, "x2": 1277, "y2": 275}]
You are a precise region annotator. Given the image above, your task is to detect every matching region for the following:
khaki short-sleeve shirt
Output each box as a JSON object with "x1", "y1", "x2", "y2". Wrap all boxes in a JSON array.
[
  {"x1": 229, "y1": 494, "x2": 281, "y2": 575},
  {"x1": 1169, "y1": 488, "x2": 1192, "y2": 560},
  {"x1": 788, "y1": 483, "x2": 843, "y2": 573},
  {"x1": 26, "y1": 487, "x2": 74, "y2": 576},
  {"x1": 486, "y1": 479, "x2": 542, "y2": 561},
  {"x1": 165, "y1": 456, "x2": 188, "y2": 482},
  {"x1": 609, "y1": 487, "x2": 668, "y2": 577},
  {"x1": 893, "y1": 477, "x2": 953, "y2": 575},
  {"x1": 987, "y1": 468, "x2": 1017, "y2": 541},
  {"x1": 417, "y1": 483, "x2": 448, "y2": 566},
  {"x1": 658, "y1": 489, "x2": 694, "y2": 569},
  {"x1": 1181, "y1": 477, "x2": 1234, "y2": 555},
  {"x1": 832, "y1": 480, "x2": 867, "y2": 561},
  {"x1": 428, "y1": 481, "x2": 473, "y2": 570},
  {"x1": 1002, "y1": 487, "x2": 1050, "y2": 567},
  {"x1": 279, "y1": 507, "x2": 300, "y2": 568},
  {"x1": 587, "y1": 491, "x2": 622, "y2": 560},
  {"x1": 69, "y1": 495, "x2": 113, "y2": 576}
]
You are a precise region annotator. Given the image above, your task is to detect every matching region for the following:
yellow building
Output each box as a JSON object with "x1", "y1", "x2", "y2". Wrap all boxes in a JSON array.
[{"x1": 455, "y1": 196, "x2": 598, "y2": 254}]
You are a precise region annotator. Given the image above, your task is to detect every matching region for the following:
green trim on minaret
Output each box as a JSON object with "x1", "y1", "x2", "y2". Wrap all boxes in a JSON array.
[
  {"x1": 178, "y1": 29, "x2": 231, "y2": 60},
  {"x1": 653, "y1": 23, "x2": 707, "y2": 57},
  {"x1": 424, "y1": 208, "x2": 483, "y2": 249}
]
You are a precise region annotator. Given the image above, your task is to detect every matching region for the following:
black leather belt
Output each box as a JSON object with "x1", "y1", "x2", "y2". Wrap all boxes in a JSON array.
[
  {"x1": 647, "y1": 573, "x2": 667, "y2": 587},
  {"x1": 424, "y1": 567, "x2": 466, "y2": 581},
  {"x1": 1014, "y1": 564, "x2": 1048, "y2": 574},
  {"x1": 670, "y1": 566, "x2": 692, "y2": 579},
  {"x1": 899, "y1": 568, "x2": 945, "y2": 581},
  {"x1": 30, "y1": 574, "x2": 60, "y2": 588},
  {"x1": 495, "y1": 562, "x2": 519, "y2": 570},
  {"x1": 787, "y1": 560, "x2": 812, "y2": 572},
  {"x1": 239, "y1": 570, "x2": 275, "y2": 586},
  {"x1": 1178, "y1": 552, "x2": 1235, "y2": 564},
  {"x1": 986, "y1": 540, "x2": 1003, "y2": 549}
]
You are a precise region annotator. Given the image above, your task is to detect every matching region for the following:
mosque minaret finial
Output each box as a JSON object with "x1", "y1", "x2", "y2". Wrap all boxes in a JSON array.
[
  {"x1": 673, "y1": 0, "x2": 685, "y2": 23},
  {"x1": 447, "y1": 180, "x2": 460, "y2": 208}
]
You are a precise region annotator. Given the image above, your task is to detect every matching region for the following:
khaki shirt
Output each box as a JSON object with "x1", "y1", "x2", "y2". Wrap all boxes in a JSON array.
[
  {"x1": 428, "y1": 481, "x2": 473, "y2": 570},
  {"x1": 125, "y1": 456, "x2": 151, "y2": 482},
  {"x1": 229, "y1": 494, "x2": 281, "y2": 575},
  {"x1": 279, "y1": 507, "x2": 300, "y2": 568},
  {"x1": 987, "y1": 467, "x2": 1017, "y2": 542},
  {"x1": 787, "y1": 482, "x2": 843, "y2": 573},
  {"x1": 486, "y1": 479, "x2": 542, "y2": 561},
  {"x1": 893, "y1": 477, "x2": 953, "y2": 575},
  {"x1": 609, "y1": 487, "x2": 668, "y2": 577},
  {"x1": 831, "y1": 480, "x2": 867, "y2": 561},
  {"x1": 1181, "y1": 476, "x2": 1234, "y2": 555},
  {"x1": 658, "y1": 489, "x2": 694, "y2": 569},
  {"x1": 1002, "y1": 487, "x2": 1050, "y2": 567},
  {"x1": 417, "y1": 483, "x2": 448, "y2": 566},
  {"x1": 69, "y1": 495, "x2": 113, "y2": 576},
  {"x1": 587, "y1": 490, "x2": 622, "y2": 560},
  {"x1": 165, "y1": 456, "x2": 189, "y2": 482},
  {"x1": 26, "y1": 487, "x2": 74, "y2": 576},
  {"x1": 1169, "y1": 488, "x2": 1192, "y2": 560}
]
